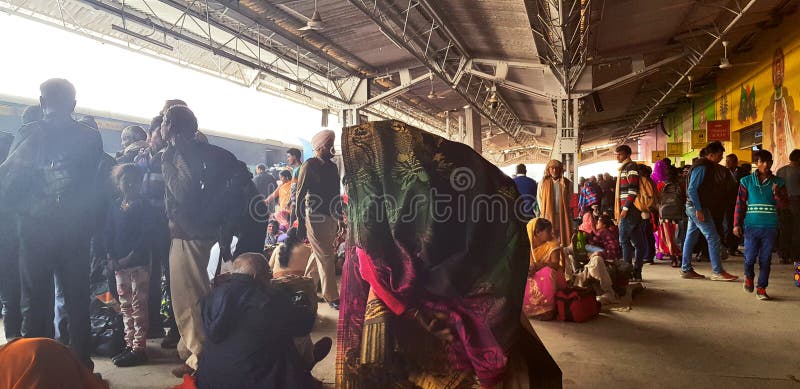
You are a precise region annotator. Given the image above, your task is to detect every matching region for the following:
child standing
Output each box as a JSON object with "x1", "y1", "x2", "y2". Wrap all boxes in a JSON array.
[
  {"x1": 106, "y1": 164, "x2": 151, "y2": 366},
  {"x1": 734, "y1": 150, "x2": 787, "y2": 300},
  {"x1": 266, "y1": 170, "x2": 293, "y2": 229}
]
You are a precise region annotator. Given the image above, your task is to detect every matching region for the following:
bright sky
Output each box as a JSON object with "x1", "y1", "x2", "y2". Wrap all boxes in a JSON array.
[
  {"x1": 500, "y1": 160, "x2": 617, "y2": 182},
  {"x1": 0, "y1": 13, "x2": 338, "y2": 143}
]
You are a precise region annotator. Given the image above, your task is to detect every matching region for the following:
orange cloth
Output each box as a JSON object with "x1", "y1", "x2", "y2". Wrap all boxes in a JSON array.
[
  {"x1": 277, "y1": 181, "x2": 292, "y2": 212},
  {"x1": 171, "y1": 375, "x2": 198, "y2": 389},
  {"x1": 537, "y1": 176, "x2": 574, "y2": 246},
  {"x1": 0, "y1": 338, "x2": 109, "y2": 389}
]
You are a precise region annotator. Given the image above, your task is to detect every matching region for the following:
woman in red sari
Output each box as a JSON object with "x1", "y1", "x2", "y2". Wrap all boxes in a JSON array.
[
  {"x1": 337, "y1": 120, "x2": 561, "y2": 389},
  {"x1": 652, "y1": 160, "x2": 684, "y2": 267}
]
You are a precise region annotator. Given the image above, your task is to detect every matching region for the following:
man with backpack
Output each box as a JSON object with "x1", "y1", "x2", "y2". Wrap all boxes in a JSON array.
[
  {"x1": 614, "y1": 145, "x2": 647, "y2": 282},
  {"x1": 0, "y1": 79, "x2": 104, "y2": 369},
  {"x1": 160, "y1": 105, "x2": 255, "y2": 377},
  {"x1": 681, "y1": 142, "x2": 739, "y2": 281}
]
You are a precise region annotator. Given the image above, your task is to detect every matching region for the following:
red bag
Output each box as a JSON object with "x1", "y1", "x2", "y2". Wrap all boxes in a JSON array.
[{"x1": 556, "y1": 287, "x2": 600, "y2": 323}]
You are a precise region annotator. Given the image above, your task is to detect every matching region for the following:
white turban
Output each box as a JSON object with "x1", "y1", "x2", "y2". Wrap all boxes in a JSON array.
[{"x1": 311, "y1": 129, "x2": 335, "y2": 151}]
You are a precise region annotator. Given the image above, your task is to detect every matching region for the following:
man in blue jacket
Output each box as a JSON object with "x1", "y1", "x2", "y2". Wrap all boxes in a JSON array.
[
  {"x1": 513, "y1": 164, "x2": 538, "y2": 220},
  {"x1": 681, "y1": 141, "x2": 739, "y2": 281}
]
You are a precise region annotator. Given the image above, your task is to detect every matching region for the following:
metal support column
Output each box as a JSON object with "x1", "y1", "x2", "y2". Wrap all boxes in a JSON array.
[
  {"x1": 552, "y1": 98, "x2": 580, "y2": 192},
  {"x1": 464, "y1": 107, "x2": 482, "y2": 154}
]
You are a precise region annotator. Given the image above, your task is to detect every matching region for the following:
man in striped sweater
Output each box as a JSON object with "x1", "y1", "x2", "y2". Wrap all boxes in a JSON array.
[
  {"x1": 733, "y1": 150, "x2": 787, "y2": 300},
  {"x1": 614, "y1": 145, "x2": 646, "y2": 281}
]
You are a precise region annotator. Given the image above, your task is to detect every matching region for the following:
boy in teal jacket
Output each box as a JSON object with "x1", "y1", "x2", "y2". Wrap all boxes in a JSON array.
[{"x1": 734, "y1": 150, "x2": 788, "y2": 300}]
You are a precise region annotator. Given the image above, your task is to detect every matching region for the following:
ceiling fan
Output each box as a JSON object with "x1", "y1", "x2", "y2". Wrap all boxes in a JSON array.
[
  {"x1": 427, "y1": 74, "x2": 445, "y2": 100},
  {"x1": 278, "y1": 0, "x2": 324, "y2": 31},
  {"x1": 700, "y1": 41, "x2": 759, "y2": 70},
  {"x1": 685, "y1": 75, "x2": 711, "y2": 99}
]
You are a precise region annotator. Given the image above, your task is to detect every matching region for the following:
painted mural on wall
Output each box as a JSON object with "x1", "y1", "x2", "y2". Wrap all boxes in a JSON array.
[
  {"x1": 762, "y1": 48, "x2": 799, "y2": 168},
  {"x1": 738, "y1": 84, "x2": 757, "y2": 123},
  {"x1": 716, "y1": 29, "x2": 800, "y2": 168}
]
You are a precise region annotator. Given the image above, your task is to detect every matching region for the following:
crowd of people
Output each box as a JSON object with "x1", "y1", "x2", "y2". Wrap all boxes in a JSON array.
[
  {"x1": 0, "y1": 78, "x2": 797, "y2": 389},
  {"x1": 512, "y1": 141, "x2": 799, "y2": 317}
]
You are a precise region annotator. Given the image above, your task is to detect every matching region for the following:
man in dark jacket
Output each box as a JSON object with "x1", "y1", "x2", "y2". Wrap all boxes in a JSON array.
[
  {"x1": 723, "y1": 154, "x2": 743, "y2": 255},
  {"x1": 161, "y1": 105, "x2": 254, "y2": 377},
  {"x1": 680, "y1": 142, "x2": 739, "y2": 281},
  {"x1": 253, "y1": 163, "x2": 276, "y2": 198},
  {"x1": 0, "y1": 79, "x2": 104, "y2": 369},
  {"x1": 0, "y1": 130, "x2": 20, "y2": 340},
  {"x1": 196, "y1": 253, "x2": 319, "y2": 389},
  {"x1": 512, "y1": 164, "x2": 538, "y2": 220}
]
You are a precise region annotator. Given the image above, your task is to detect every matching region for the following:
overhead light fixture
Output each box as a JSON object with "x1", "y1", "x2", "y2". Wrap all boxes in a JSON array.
[{"x1": 112, "y1": 24, "x2": 173, "y2": 51}]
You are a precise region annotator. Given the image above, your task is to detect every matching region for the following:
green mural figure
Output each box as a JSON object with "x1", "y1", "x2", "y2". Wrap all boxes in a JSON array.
[{"x1": 738, "y1": 84, "x2": 757, "y2": 124}]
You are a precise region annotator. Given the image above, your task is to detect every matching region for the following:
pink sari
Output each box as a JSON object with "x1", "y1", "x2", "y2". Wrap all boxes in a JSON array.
[{"x1": 523, "y1": 219, "x2": 567, "y2": 320}]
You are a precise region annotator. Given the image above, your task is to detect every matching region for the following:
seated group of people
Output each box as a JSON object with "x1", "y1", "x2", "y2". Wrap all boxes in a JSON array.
[{"x1": 523, "y1": 209, "x2": 629, "y2": 321}]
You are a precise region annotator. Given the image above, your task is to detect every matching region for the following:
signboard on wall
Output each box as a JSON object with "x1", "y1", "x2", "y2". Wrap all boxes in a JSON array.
[
  {"x1": 667, "y1": 142, "x2": 684, "y2": 156},
  {"x1": 651, "y1": 150, "x2": 667, "y2": 161},
  {"x1": 707, "y1": 120, "x2": 731, "y2": 141},
  {"x1": 691, "y1": 130, "x2": 708, "y2": 149},
  {"x1": 738, "y1": 121, "x2": 763, "y2": 149}
]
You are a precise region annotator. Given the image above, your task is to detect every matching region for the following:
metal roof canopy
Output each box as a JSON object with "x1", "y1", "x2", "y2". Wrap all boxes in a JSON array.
[{"x1": 3, "y1": 0, "x2": 798, "y2": 164}]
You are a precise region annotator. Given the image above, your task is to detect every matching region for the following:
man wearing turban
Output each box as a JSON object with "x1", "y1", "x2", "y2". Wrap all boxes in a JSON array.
[{"x1": 296, "y1": 129, "x2": 342, "y2": 309}]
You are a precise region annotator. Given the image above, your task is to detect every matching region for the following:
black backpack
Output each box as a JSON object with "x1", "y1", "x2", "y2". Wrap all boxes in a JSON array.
[{"x1": 659, "y1": 181, "x2": 685, "y2": 221}]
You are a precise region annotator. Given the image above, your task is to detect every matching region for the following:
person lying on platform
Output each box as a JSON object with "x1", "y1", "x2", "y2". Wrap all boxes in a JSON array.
[{"x1": 196, "y1": 253, "x2": 324, "y2": 389}]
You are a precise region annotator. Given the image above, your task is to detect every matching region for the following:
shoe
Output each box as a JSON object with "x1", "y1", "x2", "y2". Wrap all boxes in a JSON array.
[
  {"x1": 161, "y1": 330, "x2": 180, "y2": 349},
  {"x1": 720, "y1": 251, "x2": 729, "y2": 260},
  {"x1": 630, "y1": 273, "x2": 643, "y2": 282},
  {"x1": 681, "y1": 269, "x2": 705, "y2": 279},
  {"x1": 744, "y1": 278, "x2": 754, "y2": 293},
  {"x1": 312, "y1": 337, "x2": 333, "y2": 364},
  {"x1": 111, "y1": 347, "x2": 132, "y2": 364},
  {"x1": 671, "y1": 257, "x2": 680, "y2": 268},
  {"x1": 171, "y1": 363, "x2": 195, "y2": 378},
  {"x1": 710, "y1": 271, "x2": 739, "y2": 282},
  {"x1": 328, "y1": 300, "x2": 340, "y2": 310},
  {"x1": 114, "y1": 349, "x2": 147, "y2": 367},
  {"x1": 756, "y1": 288, "x2": 770, "y2": 300},
  {"x1": 729, "y1": 249, "x2": 744, "y2": 256}
]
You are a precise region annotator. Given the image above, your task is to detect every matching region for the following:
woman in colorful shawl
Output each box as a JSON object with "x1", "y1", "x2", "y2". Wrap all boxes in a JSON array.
[
  {"x1": 537, "y1": 160, "x2": 573, "y2": 246},
  {"x1": 338, "y1": 120, "x2": 561, "y2": 389},
  {"x1": 523, "y1": 218, "x2": 567, "y2": 320},
  {"x1": 652, "y1": 160, "x2": 683, "y2": 267}
]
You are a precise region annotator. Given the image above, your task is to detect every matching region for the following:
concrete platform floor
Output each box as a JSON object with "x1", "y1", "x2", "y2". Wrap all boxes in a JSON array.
[{"x1": 2, "y1": 255, "x2": 799, "y2": 388}]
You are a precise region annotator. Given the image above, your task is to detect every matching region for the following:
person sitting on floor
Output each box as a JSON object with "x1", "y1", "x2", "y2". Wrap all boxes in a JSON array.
[
  {"x1": 196, "y1": 253, "x2": 324, "y2": 389},
  {"x1": 0, "y1": 338, "x2": 109, "y2": 389},
  {"x1": 578, "y1": 204, "x2": 600, "y2": 235},
  {"x1": 268, "y1": 228, "x2": 332, "y2": 371},
  {"x1": 265, "y1": 220, "x2": 281, "y2": 246},
  {"x1": 586, "y1": 215, "x2": 622, "y2": 260},
  {"x1": 523, "y1": 218, "x2": 567, "y2": 320}
]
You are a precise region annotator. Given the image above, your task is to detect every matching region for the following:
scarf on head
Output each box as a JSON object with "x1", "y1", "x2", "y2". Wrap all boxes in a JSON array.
[
  {"x1": 538, "y1": 176, "x2": 573, "y2": 246},
  {"x1": 526, "y1": 218, "x2": 564, "y2": 271},
  {"x1": 652, "y1": 160, "x2": 669, "y2": 184},
  {"x1": 338, "y1": 120, "x2": 545, "y2": 388},
  {"x1": 311, "y1": 129, "x2": 335, "y2": 151}
]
